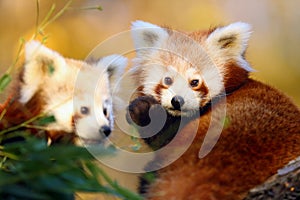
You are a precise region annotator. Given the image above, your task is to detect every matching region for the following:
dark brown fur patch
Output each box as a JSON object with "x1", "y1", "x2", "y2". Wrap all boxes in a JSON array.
[
  {"x1": 0, "y1": 92, "x2": 47, "y2": 142},
  {"x1": 72, "y1": 113, "x2": 82, "y2": 125},
  {"x1": 192, "y1": 81, "x2": 209, "y2": 107},
  {"x1": 218, "y1": 35, "x2": 237, "y2": 49},
  {"x1": 223, "y1": 61, "x2": 249, "y2": 93},
  {"x1": 154, "y1": 83, "x2": 168, "y2": 102},
  {"x1": 195, "y1": 81, "x2": 209, "y2": 96},
  {"x1": 154, "y1": 83, "x2": 168, "y2": 103},
  {"x1": 0, "y1": 91, "x2": 74, "y2": 144},
  {"x1": 143, "y1": 32, "x2": 159, "y2": 46},
  {"x1": 0, "y1": 92, "x2": 45, "y2": 129},
  {"x1": 136, "y1": 85, "x2": 145, "y2": 96},
  {"x1": 18, "y1": 66, "x2": 25, "y2": 84},
  {"x1": 47, "y1": 130, "x2": 76, "y2": 144}
]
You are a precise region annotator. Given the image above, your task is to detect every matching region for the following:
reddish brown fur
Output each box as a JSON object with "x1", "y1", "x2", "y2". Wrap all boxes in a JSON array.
[
  {"x1": 136, "y1": 85, "x2": 145, "y2": 96},
  {"x1": 0, "y1": 92, "x2": 45, "y2": 129},
  {"x1": 223, "y1": 61, "x2": 249, "y2": 93},
  {"x1": 0, "y1": 87, "x2": 76, "y2": 144},
  {"x1": 196, "y1": 81, "x2": 210, "y2": 107},
  {"x1": 193, "y1": 81, "x2": 209, "y2": 95},
  {"x1": 154, "y1": 83, "x2": 168, "y2": 103},
  {"x1": 144, "y1": 79, "x2": 300, "y2": 200},
  {"x1": 188, "y1": 28, "x2": 216, "y2": 43},
  {"x1": 130, "y1": 24, "x2": 300, "y2": 200}
]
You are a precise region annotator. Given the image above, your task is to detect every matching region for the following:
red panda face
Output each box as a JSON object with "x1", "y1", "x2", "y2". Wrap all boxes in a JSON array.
[
  {"x1": 131, "y1": 21, "x2": 253, "y2": 116},
  {"x1": 138, "y1": 57, "x2": 210, "y2": 116},
  {"x1": 73, "y1": 67, "x2": 113, "y2": 144},
  {"x1": 21, "y1": 41, "x2": 127, "y2": 145},
  {"x1": 72, "y1": 55, "x2": 128, "y2": 145}
]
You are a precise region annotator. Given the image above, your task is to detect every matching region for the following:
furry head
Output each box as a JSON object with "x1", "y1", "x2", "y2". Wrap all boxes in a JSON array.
[
  {"x1": 14, "y1": 41, "x2": 127, "y2": 144},
  {"x1": 130, "y1": 21, "x2": 252, "y2": 116}
]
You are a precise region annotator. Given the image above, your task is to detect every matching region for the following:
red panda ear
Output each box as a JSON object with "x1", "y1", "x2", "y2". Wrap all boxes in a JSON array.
[
  {"x1": 97, "y1": 54, "x2": 128, "y2": 90},
  {"x1": 25, "y1": 40, "x2": 66, "y2": 68},
  {"x1": 205, "y1": 22, "x2": 253, "y2": 71},
  {"x1": 131, "y1": 20, "x2": 169, "y2": 55},
  {"x1": 20, "y1": 41, "x2": 66, "y2": 103}
]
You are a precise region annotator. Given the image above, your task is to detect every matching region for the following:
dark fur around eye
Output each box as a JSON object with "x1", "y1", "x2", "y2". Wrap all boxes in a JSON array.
[
  {"x1": 190, "y1": 79, "x2": 199, "y2": 87},
  {"x1": 80, "y1": 106, "x2": 90, "y2": 115},
  {"x1": 103, "y1": 107, "x2": 108, "y2": 116}
]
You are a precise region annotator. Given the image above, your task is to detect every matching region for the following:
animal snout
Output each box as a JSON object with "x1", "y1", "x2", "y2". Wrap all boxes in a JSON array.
[
  {"x1": 99, "y1": 125, "x2": 111, "y2": 137},
  {"x1": 171, "y1": 95, "x2": 185, "y2": 110}
]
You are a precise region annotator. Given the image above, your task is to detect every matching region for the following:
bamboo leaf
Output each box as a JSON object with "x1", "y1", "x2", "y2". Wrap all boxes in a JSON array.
[
  {"x1": 0, "y1": 73, "x2": 11, "y2": 93},
  {"x1": 0, "y1": 184, "x2": 48, "y2": 199},
  {"x1": 34, "y1": 115, "x2": 56, "y2": 126}
]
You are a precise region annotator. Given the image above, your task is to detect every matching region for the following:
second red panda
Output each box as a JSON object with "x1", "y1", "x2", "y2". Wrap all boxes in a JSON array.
[
  {"x1": 0, "y1": 41, "x2": 127, "y2": 145},
  {"x1": 127, "y1": 21, "x2": 300, "y2": 199}
]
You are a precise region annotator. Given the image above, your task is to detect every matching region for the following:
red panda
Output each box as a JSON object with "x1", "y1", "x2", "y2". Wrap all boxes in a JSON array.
[
  {"x1": 127, "y1": 21, "x2": 300, "y2": 199},
  {"x1": 0, "y1": 40, "x2": 127, "y2": 145}
]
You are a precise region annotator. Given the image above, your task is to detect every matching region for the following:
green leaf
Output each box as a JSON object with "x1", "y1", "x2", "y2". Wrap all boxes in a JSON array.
[
  {"x1": 96, "y1": 5, "x2": 103, "y2": 11},
  {"x1": 142, "y1": 172, "x2": 156, "y2": 184},
  {"x1": 0, "y1": 184, "x2": 48, "y2": 199},
  {"x1": 4, "y1": 136, "x2": 47, "y2": 154},
  {"x1": 19, "y1": 37, "x2": 26, "y2": 44},
  {"x1": 75, "y1": 5, "x2": 103, "y2": 11},
  {"x1": 34, "y1": 115, "x2": 56, "y2": 126},
  {"x1": 37, "y1": 175, "x2": 70, "y2": 192},
  {"x1": 41, "y1": 35, "x2": 49, "y2": 44},
  {"x1": 36, "y1": 145, "x2": 93, "y2": 160},
  {"x1": 221, "y1": 115, "x2": 231, "y2": 129},
  {"x1": 0, "y1": 73, "x2": 12, "y2": 93},
  {"x1": 0, "y1": 171, "x2": 14, "y2": 185},
  {"x1": 0, "y1": 133, "x2": 143, "y2": 199}
]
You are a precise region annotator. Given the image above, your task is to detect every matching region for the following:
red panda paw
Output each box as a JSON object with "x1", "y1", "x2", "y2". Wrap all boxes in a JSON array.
[{"x1": 127, "y1": 95, "x2": 160, "y2": 126}]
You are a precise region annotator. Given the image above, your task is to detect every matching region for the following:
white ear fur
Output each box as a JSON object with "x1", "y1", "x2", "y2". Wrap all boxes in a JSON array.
[
  {"x1": 206, "y1": 22, "x2": 253, "y2": 71},
  {"x1": 25, "y1": 41, "x2": 65, "y2": 65},
  {"x1": 97, "y1": 54, "x2": 128, "y2": 90},
  {"x1": 131, "y1": 20, "x2": 169, "y2": 52},
  {"x1": 20, "y1": 41, "x2": 66, "y2": 103}
]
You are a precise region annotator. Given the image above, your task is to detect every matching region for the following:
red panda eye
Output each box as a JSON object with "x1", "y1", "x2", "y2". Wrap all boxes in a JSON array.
[
  {"x1": 190, "y1": 79, "x2": 199, "y2": 87},
  {"x1": 80, "y1": 106, "x2": 90, "y2": 115},
  {"x1": 164, "y1": 77, "x2": 173, "y2": 86}
]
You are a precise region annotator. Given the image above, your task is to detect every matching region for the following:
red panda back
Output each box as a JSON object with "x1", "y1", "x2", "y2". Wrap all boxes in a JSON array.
[{"x1": 143, "y1": 79, "x2": 300, "y2": 200}]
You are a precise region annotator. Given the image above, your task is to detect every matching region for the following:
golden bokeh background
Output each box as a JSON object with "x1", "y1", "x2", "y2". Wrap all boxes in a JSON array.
[{"x1": 0, "y1": 0, "x2": 299, "y2": 105}]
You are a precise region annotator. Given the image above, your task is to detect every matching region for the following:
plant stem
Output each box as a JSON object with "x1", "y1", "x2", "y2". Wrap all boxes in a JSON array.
[
  {"x1": 0, "y1": 151, "x2": 19, "y2": 160},
  {"x1": 35, "y1": 0, "x2": 40, "y2": 37},
  {"x1": 39, "y1": 0, "x2": 73, "y2": 33},
  {"x1": 3, "y1": 0, "x2": 73, "y2": 77}
]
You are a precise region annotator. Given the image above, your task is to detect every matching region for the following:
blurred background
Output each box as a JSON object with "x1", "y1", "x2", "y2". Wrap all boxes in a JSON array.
[{"x1": 0, "y1": 0, "x2": 299, "y2": 105}]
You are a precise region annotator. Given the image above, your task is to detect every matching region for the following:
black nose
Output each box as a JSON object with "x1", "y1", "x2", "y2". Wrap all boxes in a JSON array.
[
  {"x1": 100, "y1": 125, "x2": 111, "y2": 137},
  {"x1": 171, "y1": 95, "x2": 185, "y2": 110}
]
